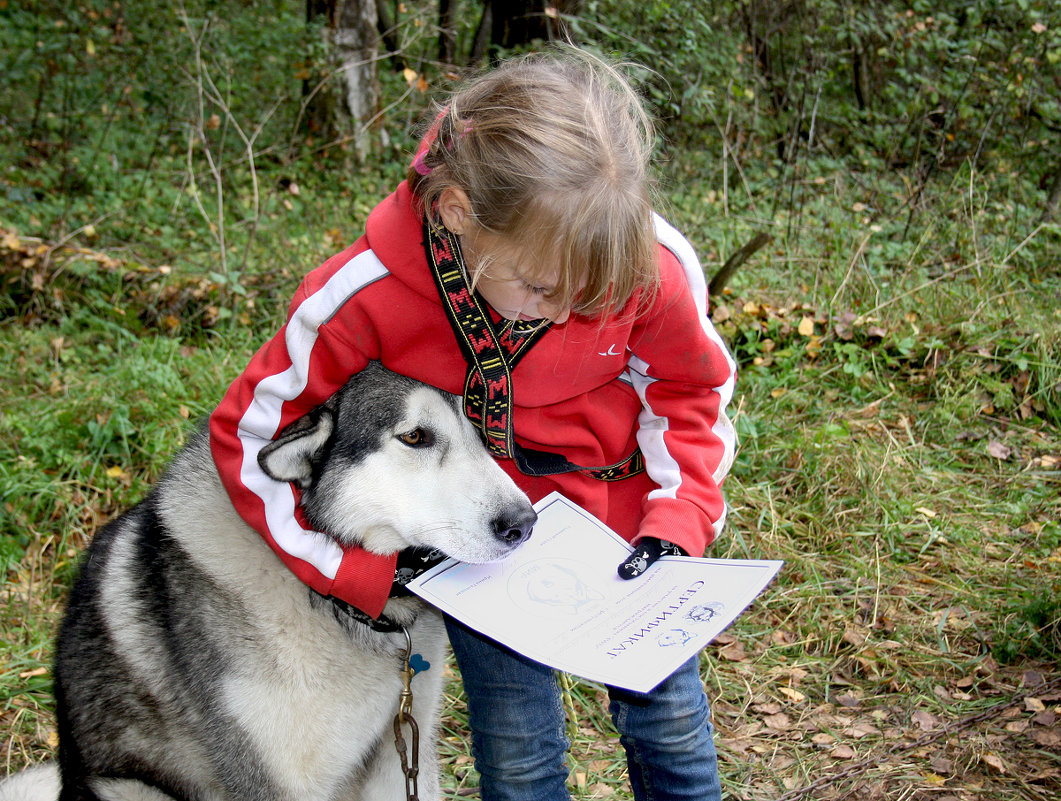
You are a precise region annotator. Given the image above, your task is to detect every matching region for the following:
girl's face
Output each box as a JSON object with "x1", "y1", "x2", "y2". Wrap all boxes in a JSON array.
[
  {"x1": 436, "y1": 186, "x2": 576, "y2": 324},
  {"x1": 460, "y1": 227, "x2": 573, "y2": 324}
]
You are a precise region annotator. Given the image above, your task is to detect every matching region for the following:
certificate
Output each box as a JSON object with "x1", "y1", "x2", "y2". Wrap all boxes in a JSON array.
[{"x1": 408, "y1": 492, "x2": 782, "y2": 692}]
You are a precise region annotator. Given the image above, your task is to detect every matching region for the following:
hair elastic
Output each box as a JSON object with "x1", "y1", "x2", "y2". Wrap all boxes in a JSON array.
[{"x1": 411, "y1": 110, "x2": 472, "y2": 176}]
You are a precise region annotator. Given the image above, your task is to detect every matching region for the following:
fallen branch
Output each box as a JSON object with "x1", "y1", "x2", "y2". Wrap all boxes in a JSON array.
[{"x1": 709, "y1": 232, "x2": 772, "y2": 297}]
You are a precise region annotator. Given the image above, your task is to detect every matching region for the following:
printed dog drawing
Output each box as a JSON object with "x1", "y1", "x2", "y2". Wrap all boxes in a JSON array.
[{"x1": 0, "y1": 362, "x2": 536, "y2": 801}]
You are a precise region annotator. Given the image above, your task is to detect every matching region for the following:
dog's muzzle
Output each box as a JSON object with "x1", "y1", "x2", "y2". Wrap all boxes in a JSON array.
[{"x1": 493, "y1": 506, "x2": 537, "y2": 547}]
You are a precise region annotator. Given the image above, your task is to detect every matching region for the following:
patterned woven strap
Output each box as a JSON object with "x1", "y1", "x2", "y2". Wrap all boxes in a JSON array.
[{"x1": 424, "y1": 218, "x2": 643, "y2": 482}]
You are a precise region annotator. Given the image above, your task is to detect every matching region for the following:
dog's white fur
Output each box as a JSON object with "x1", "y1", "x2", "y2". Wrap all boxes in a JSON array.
[{"x1": 0, "y1": 365, "x2": 534, "y2": 801}]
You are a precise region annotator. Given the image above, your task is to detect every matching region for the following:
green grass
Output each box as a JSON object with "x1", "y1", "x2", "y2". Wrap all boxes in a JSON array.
[{"x1": 3, "y1": 145, "x2": 1060, "y2": 801}]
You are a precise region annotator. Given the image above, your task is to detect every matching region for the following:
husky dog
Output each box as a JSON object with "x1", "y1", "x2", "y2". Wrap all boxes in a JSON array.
[{"x1": 0, "y1": 363, "x2": 536, "y2": 801}]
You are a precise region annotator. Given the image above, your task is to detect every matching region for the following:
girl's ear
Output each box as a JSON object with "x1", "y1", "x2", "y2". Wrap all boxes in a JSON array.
[{"x1": 437, "y1": 186, "x2": 473, "y2": 235}]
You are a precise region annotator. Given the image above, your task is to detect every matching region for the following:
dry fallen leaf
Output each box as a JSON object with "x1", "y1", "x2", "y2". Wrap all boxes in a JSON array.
[
  {"x1": 831, "y1": 744, "x2": 858, "y2": 759},
  {"x1": 1025, "y1": 697, "x2": 1046, "y2": 713},
  {"x1": 981, "y1": 752, "x2": 1006, "y2": 774},
  {"x1": 921, "y1": 771, "x2": 946, "y2": 787},
  {"x1": 987, "y1": 440, "x2": 1012, "y2": 460},
  {"x1": 763, "y1": 712, "x2": 791, "y2": 731},
  {"x1": 1029, "y1": 728, "x2": 1061, "y2": 748},
  {"x1": 779, "y1": 687, "x2": 806, "y2": 703},
  {"x1": 843, "y1": 722, "x2": 880, "y2": 739},
  {"x1": 719, "y1": 640, "x2": 747, "y2": 662},
  {"x1": 929, "y1": 755, "x2": 953, "y2": 774},
  {"x1": 911, "y1": 710, "x2": 938, "y2": 732}
]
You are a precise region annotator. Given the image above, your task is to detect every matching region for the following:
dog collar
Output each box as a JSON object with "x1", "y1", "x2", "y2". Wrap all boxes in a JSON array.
[{"x1": 318, "y1": 592, "x2": 406, "y2": 633}]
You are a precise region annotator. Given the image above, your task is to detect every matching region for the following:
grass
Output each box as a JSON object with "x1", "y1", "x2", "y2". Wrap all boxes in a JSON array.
[
  {"x1": 2, "y1": 162, "x2": 1060, "y2": 799},
  {"x1": 3, "y1": 182, "x2": 1061, "y2": 801}
]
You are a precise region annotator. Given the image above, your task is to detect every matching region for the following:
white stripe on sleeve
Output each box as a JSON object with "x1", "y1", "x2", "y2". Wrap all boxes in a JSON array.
[
  {"x1": 236, "y1": 250, "x2": 389, "y2": 578},
  {"x1": 627, "y1": 216, "x2": 739, "y2": 538}
]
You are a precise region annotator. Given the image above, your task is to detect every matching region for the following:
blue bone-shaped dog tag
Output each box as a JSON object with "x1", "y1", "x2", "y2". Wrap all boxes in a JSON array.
[{"x1": 409, "y1": 653, "x2": 431, "y2": 675}]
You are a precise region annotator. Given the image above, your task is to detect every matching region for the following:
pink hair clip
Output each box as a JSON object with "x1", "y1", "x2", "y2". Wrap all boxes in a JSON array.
[
  {"x1": 411, "y1": 109, "x2": 472, "y2": 177},
  {"x1": 412, "y1": 148, "x2": 433, "y2": 176}
]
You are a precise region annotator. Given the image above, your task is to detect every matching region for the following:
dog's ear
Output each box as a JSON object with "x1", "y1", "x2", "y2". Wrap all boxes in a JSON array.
[{"x1": 258, "y1": 407, "x2": 335, "y2": 489}]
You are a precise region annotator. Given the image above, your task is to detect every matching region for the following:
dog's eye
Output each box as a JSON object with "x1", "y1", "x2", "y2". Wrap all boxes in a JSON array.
[{"x1": 398, "y1": 428, "x2": 433, "y2": 447}]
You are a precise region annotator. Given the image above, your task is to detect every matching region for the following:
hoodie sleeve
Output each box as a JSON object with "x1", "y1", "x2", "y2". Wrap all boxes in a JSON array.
[
  {"x1": 208, "y1": 245, "x2": 398, "y2": 618},
  {"x1": 624, "y1": 214, "x2": 738, "y2": 556}
]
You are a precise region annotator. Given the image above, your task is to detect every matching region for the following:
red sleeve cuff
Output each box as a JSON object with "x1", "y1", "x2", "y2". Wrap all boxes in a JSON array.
[{"x1": 327, "y1": 547, "x2": 399, "y2": 619}]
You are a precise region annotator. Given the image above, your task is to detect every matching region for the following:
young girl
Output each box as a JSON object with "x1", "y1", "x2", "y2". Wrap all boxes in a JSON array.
[{"x1": 209, "y1": 47, "x2": 736, "y2": 801}]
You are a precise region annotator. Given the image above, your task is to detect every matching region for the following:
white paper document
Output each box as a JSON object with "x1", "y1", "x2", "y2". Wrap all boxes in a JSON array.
[{"x1": 408, "y1": 492, "x2": 782, "y2": 692}]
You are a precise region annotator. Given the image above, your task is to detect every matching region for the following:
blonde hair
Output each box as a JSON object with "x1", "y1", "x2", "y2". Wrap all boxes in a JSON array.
[{"x1": 408, "y1": 47, "x2": 660, "y2": 317}]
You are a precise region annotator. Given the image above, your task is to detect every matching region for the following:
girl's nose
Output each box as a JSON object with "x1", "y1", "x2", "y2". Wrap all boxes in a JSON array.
[{"x1": 541, "y1": 301, "x2": 570, "y2": 324}]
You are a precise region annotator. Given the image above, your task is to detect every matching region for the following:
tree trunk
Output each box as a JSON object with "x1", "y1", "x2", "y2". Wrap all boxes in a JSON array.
[
  {"x1": 304, "y1": 0, "x2": 380, "y2": 161},
  {"x1": 439, "y1": 0, "x2": 458, "y2": 66},
  {"x1": 470, "y1": 1, "x2": 582, "y2": 62}
]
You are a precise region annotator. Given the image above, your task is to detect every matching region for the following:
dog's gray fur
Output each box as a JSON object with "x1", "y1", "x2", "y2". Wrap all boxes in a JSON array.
[{"x1": 0, "y1": 363, "x2": 535, "y2": 801}]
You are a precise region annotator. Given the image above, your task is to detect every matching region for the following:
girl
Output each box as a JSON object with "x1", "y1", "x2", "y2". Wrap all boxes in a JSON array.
[{"x1": 209, "y1": 47, "x2": 736, "y2": 801}]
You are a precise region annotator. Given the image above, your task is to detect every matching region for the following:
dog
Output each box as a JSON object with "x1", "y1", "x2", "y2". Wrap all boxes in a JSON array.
[{"x1": 0, "y1": 362, "x2": 536, "y2": 801}]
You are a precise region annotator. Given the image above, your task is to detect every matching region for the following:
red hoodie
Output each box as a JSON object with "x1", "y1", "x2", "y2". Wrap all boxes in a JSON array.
[{"x1": 209, "y1": 181, "x2": 737, "y2": 618}]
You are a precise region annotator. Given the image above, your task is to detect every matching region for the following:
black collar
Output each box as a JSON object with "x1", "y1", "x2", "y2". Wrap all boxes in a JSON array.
[{"x1": 316, "y1": 591, "x2": 406, "y2": 633}]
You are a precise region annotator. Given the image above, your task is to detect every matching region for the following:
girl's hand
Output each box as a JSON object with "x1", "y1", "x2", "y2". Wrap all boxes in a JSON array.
[{"x1": 617, "y1": 538, "x2": 686, "y2": 580}]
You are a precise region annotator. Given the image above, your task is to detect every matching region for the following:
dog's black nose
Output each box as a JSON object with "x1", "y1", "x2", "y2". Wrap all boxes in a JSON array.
[{"x1": 493, "y1": 506, "x2": 536, "y2": 546}]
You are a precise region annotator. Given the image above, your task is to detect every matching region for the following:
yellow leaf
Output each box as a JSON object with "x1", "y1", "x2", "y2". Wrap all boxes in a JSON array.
[
  {"x1": 86, "y1": 39, "x2": 96, "y2": 56},
  {"x1": 798, "y1": 316, "x2": 815, "y2": 336},
  {"x1": 779, "y1": 686, "x2": 806, "y2": 703},
  {"x1": 770, "y1": 388, "x2": 786, "y2": 399},
  {"x1": 47, "y1": 731, "x2": 59, "y2": 749},
  {"x1": 1025, "y1": 697, "x2": 1046, "y2": 713},
  {"x1": 403, "y1": 67, "x2": 418, "y2": 86},
  {"x1": 106, "y1": 466, "x2": 127, "y2": 479},
  {"x1": 921, "y1": 772, "x2": 946, "y2": 787}
]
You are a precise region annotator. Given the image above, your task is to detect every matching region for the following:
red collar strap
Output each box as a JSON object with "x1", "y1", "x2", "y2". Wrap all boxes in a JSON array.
[{"x1": 424, "y1": 218, "x2": 644, "y2": 481}]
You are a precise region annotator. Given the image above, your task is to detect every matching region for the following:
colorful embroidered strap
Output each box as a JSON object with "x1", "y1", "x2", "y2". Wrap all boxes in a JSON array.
[{"x1": 424, "y1": 218, "x2": 644, "y2": 481}]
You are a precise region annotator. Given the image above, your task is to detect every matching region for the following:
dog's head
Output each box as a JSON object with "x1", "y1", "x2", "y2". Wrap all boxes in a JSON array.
[{"x1": 258, "y1": 362, "x2": 535, "y2": 563}]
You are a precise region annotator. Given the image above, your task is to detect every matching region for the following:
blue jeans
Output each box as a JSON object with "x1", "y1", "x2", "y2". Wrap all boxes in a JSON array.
[{"x1": 445, "y1": 616, "x2": 723, "y2": 801}]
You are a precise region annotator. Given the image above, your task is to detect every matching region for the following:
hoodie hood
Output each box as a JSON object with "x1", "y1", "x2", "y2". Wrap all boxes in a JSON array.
[{"x1": 363, "y1": 180, "x2": 441, "y2": 304}]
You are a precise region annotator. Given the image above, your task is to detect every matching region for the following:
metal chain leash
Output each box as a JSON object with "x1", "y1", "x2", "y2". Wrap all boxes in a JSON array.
[{"x1": 393, "y1": 625, "x2": 421, "y2": 801}]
